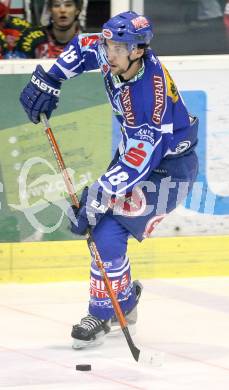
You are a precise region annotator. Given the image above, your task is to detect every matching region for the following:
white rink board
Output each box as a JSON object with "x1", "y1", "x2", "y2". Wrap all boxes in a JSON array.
[
  {"x1": 157, "y1": 55, "x2": 229, "y2": 236},
  {"x1": 0, "y1": 56, "x2": 229, "y2": 236}
]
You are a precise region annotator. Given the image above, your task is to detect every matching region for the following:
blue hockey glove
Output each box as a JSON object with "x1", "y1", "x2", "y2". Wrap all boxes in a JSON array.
[
  {"x1": 68, "y1": 185, "x2": 110, "y2": 236},
  {"x1": 68, "y1": 204, "x2": 89, "y2": 236},
  {"x1": 20, "y1": 65, "x2": 61, "y2": 124},
  {"x1": 68, "y1": 187, "x2": 90, "y2": 236}
]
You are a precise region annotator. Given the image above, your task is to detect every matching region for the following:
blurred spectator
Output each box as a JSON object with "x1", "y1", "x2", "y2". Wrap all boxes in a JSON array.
[
  {"x1": 31, "y1": 0, "x2": 51, "y2": 25},
  {"x1": 0, "y1": 0, "x2": 31, "y2": 58},
  {"x1": 185, "y1": 0, "x2": 228, "y2": 53},
  {"x1": 0, "y1": 29, "x2": 7, "y2": 58},
  {"x1": 224, "y1": 0, "x2": 229, "y2": 36},
  {"x1": 78, "y1": 0, "x2": 88, "y2": 31},
  {"x1": 41, "y1": 0, "x2": 88, "y2": 31},
  {"x1": 16, "y1": 0, "x2": 82, "y2": 58},
  {"x1": 197, "y1": 0, "x2": 223, "y2": 22}
]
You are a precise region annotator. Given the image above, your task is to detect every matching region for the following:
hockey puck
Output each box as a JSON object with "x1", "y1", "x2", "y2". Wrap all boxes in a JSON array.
[{"x1": 76, "y1": 364, "x2": 91, "y2": 371}]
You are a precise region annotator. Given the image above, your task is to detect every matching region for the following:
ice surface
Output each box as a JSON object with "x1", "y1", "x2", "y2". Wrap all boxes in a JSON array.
[{"x1": 0, "y1": 278, "x2": 229, "y2": 390}]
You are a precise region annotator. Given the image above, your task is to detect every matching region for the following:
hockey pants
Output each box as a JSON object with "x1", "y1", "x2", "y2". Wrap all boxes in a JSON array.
[{"x1": 88, "y1": 150, "x2": 198, "y2": 320}]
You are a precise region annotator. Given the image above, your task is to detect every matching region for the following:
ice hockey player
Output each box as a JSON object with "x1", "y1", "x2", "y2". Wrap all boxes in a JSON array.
[{"x1": 20, "y1": 11, "x2": 199, "y2": 348}]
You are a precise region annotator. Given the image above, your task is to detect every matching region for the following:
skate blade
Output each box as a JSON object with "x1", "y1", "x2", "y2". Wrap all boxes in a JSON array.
[{"x1": 72, "y1": 332, "x2": 106, "y2": 349}]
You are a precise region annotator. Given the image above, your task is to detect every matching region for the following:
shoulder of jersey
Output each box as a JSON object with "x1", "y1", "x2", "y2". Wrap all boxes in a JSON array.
[
  {"x1": 145, "y1": 49, "x2": 160, "y2": 66},
  {"x1": 79, "y1": 33, "x2": 101, "y2": 50}
]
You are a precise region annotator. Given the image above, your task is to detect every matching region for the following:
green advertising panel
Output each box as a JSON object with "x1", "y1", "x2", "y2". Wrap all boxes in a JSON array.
[{"x1": 0, "y1": 73, "x2": 112, "y2": 243}]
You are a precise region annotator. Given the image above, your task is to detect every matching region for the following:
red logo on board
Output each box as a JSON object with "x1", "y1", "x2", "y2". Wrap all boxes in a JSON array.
[
  {"x1": 143, "y1": 215, "x2": 165, "y2": 238},
  {"x1": 111, "y1": 187, "x2": 146, "y2": 217}
]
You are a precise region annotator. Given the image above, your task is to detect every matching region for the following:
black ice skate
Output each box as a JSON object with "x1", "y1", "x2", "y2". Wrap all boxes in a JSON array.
[
  {"x1": 109, "y1": 280, "x2": 143, "y2": 335},
  {"x1": 71, "y1": 314, "x2": 111, "y2": 349}
]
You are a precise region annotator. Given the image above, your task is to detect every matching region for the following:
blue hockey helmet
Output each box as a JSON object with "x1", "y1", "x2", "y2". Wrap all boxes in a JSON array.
[{"x1": 102, "y1": 11, "x2": 153, "y2": 48}]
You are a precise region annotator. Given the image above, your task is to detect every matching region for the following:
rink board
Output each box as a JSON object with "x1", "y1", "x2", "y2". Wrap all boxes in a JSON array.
[
  {"x1": 0, "y1": 235, "x2": 229, "y2": 282},
  {"x1": 1, "y1": 56, "x2": 229, "y2": 244},
  {"x1": 0, "y1": 58, "x2": 229, "y2": 283}
]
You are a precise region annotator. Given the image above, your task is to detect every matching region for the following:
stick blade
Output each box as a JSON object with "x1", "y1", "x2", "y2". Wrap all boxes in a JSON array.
[{"x1": 122, "y1": 327, "x2": 140, "y2": 361}]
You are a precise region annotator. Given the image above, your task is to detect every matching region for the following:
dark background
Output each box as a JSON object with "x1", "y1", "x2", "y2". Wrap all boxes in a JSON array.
[
  {"x1": 30, "y1": 0, "x2": 229, "y2": 55},
  {"x1": 87, "y1": 0, "x2": 229, "y2": 55}
]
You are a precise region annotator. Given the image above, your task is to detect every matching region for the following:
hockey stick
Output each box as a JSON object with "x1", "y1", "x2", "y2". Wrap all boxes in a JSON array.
[{"x1": 40, "y1": 113, "x2": 140, "y2": 362}]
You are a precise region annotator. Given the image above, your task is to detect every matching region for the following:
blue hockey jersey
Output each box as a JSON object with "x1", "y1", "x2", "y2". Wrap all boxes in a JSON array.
[{"x1": 49, "y1": 33, "x2": 197, "y2": 197}]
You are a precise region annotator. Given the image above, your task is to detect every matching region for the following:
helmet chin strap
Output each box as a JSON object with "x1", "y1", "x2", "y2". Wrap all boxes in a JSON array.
[
  {"x1": 120, "y1": 55, "x2": 140, "y2": 79},
  {"x1": 126, "y1": 55, "x2": 139, "y2": 72}
]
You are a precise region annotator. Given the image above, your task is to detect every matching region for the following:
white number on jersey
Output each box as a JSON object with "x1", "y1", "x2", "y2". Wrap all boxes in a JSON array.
[
  {"x1": 60, "y1": 45, "x2": 78, "y2": 63},
  {"x1": 105, "y1": 165, "x2": 129, "y2": 186}
]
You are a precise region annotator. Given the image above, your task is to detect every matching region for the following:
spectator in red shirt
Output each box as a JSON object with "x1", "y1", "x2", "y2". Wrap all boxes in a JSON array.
[
  {"x1": 16, "y1": 0, "x2": 82, "y2": 59},
  {"x1": 0, "y1": 1, "x2": 31, "y2": 58}
]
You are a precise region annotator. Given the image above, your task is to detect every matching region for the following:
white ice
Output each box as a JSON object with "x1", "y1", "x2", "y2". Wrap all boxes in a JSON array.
[{"x1": 0, "y1": 278, "x2": 229, "y2": 390}]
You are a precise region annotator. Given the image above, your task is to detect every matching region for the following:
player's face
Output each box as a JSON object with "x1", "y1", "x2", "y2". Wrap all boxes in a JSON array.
[
  {"x1": 51, "y1": 0, "x2": 80, "y2": 29},
  {"x1": 104, "y1": 40, "x2": 132, "y2": 75}
]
